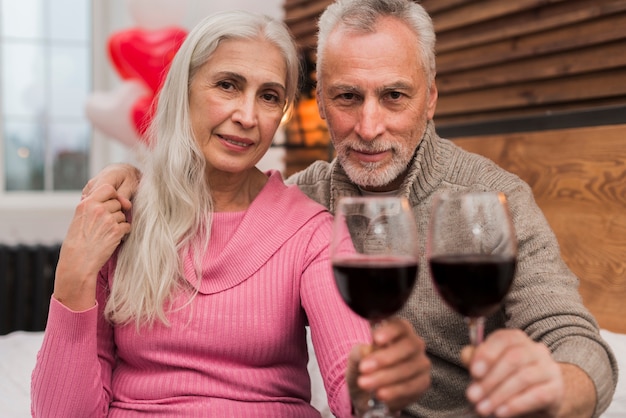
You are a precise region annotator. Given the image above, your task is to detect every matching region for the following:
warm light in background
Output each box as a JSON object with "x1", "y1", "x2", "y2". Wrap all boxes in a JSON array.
[
  {"x1": 285, "y1": 95, "x2": 329, "y2": 148},
  {"x1": 283, "y1": 48, "x2": 330, "y2": 149}
]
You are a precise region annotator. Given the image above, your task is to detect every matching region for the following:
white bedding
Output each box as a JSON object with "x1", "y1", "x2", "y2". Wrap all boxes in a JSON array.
[
  {"x1": 0, "y1": 331, "x2": 42, "y2": 417},
  {"x1": 2, "y1": 329, "x2": 624, "y2": 418}
]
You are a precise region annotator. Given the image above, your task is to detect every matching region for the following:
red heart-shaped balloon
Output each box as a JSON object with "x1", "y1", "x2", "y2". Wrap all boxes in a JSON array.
[
  {"x1": 108, "y1": 27, "x2": 187, "y2": 93},
  {"x1": 131, "y1": 94, "x2": 156, "y2": 145}
]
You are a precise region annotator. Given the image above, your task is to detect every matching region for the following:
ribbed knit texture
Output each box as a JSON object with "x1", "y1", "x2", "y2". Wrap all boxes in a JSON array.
[
  {"x1": 288, "y1": 121, "x2": 618, "y2": 418},
  {"x1": 31, "y1": 171, "x2": 369, "y2": 417}
]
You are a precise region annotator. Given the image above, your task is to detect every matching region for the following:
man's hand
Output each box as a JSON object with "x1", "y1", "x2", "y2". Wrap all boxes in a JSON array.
[
  {"x1": 461, "y1": 328, "x2": 596, "y2": 417},
  {"x1": 54, "y1": 185, "x2": 132, "y2": 311},
  {"x1": 347, "y1": 317, "x2": 431, "y2": 414},
  {"x1": 82, "y1": 163, "x2": 141, "y2": 210}
]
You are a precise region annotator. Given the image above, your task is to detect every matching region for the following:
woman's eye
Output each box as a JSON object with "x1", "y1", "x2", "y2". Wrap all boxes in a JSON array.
[
  {"x1": 218, "y1": 81, "x2": 235, "y2": 90},
  {"x1": 262, "y1": 93, "x2": 280, "y2": 103},
  {"x1": 263, "y1": 92, "x2": 286, "y2": 107}
]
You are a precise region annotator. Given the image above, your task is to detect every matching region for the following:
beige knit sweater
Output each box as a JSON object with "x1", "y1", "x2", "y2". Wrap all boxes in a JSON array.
[{"x1": 287, "y1": 121, "x2": 618, "y2": 418}]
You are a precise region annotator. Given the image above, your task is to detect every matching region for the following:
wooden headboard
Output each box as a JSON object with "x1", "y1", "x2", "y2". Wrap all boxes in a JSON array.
[{"x1": 453, "y1": 124, "x2": 626, "y2": 334}]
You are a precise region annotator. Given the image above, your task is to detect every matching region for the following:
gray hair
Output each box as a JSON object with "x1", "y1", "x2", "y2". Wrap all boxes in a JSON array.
[
  {"x1": 107, "y1": 11, "x2": 299, "y2": 327},
  {"x1": 317, "y1": 0, "x2": 436, "y2": 84}
]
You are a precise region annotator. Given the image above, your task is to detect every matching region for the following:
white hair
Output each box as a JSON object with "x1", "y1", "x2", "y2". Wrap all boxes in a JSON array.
[
  {"x1": 105, "y1": 10, "x2": 299, "y2": 327},
  {"x1": 316, "y1": 0, "x2": 436, "y2": 85}
]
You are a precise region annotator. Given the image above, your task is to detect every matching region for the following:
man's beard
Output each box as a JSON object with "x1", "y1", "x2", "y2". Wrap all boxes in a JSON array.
[{"x1": 335, "y1": 140, "x2": 412, "y2": 189}]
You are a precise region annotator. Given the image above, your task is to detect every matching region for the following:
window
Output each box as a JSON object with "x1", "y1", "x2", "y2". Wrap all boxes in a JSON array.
[{"x1": 1, "y1": 0, "x2": 91, "y2": 192}]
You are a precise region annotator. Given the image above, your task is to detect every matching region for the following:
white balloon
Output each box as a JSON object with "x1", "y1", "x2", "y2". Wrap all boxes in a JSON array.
[
  {"x1": 127, "y1": 0, "x2": 189, "y2": 30},
  {"x1": 85, "y1": 80, "x2": 150, "y2": 148}
]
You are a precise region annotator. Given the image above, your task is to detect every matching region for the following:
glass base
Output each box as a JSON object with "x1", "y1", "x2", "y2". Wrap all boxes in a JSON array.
[
  {"x1": 449, "y1": 412, "x2": 479, "y2": 418},
  {"x1": 361, "y1": 398, "x2": 397, "y2": 418},
  {"x1": 440, "y1": 409, "x2": 492, "y2": 418},
  {"x1": 363, "y1": 409, "x2": 395, "y2": 418}
]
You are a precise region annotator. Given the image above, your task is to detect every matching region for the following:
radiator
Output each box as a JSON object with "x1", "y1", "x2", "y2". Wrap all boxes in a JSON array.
[{"x1": 0, "y1": 244, "x2": 61, "y2": 335}]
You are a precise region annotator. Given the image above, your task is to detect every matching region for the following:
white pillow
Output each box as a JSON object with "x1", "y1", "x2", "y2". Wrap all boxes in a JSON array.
[
  {"x1": 600, "y1": 329, "x2": 626, "y2": 417},
  {"x1": 0, "y1": 331, "x2": 44, "y2": 418}
]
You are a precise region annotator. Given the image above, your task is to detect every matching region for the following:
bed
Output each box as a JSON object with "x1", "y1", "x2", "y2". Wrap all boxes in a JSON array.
[{"x1": 1, "y1": 125, "x2": 625, "y2": 417}]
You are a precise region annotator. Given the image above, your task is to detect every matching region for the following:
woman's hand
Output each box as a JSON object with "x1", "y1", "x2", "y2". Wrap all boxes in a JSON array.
[
  {"x1": 347, "y1": 317, "x2": 431, "y2": 414},
  {"x1": 53, "y1": 185, "x2": 131, "y2": 311}
]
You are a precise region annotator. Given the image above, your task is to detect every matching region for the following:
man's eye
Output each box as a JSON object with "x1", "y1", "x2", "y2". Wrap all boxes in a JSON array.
[
  {"x1": 338, "y1": 93, "x2": 356, "y2": 101},
  {"x1": 388, "y1": 91, "x2": 403, "y2": 100}
]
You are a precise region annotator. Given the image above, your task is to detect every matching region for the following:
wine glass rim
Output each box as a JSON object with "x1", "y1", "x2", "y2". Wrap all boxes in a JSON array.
[
  {"x1": 435, "y1": 190, "x2": 508, "y2": 202},
  {"x1": 337, "y1": 196, "x2": 411, "y2": 208},
  {"x1": 336, "y1": 196, "x2": 412, "y2": 219},
  {"x1": 436, "y1": 190, "x2": 505, "y2": 197}
]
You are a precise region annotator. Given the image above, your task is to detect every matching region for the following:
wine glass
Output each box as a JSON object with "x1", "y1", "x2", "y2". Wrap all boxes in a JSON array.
[
  {"x1": 331, "y1": 196, "x2": 420, "y2": 418},
  {"x1": 427, "y1": 191, "x2": 517, "y2": 417}
]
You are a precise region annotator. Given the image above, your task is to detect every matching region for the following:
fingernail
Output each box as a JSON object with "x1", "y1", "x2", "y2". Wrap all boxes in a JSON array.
[
  {"x1": 476, "y1": 399, "x2": 492, "y2": 415},
  {"x1": 360, "y1": 358, "x2": 376, "y2": 372},
  {"x1": 466, "y1": 384, "x2": 482, "y2": 402},
  {"x1": 494, "y1": 405, "x2": 509, "y2": 417},
  {"x1": 471, "y1": 360, "x2": 487, "y2": 377},
  {"x1": 357, "y1": 375, "x2": 373, "y2": 388}
]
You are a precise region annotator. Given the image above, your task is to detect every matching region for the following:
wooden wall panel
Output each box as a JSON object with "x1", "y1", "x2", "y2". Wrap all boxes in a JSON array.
[
  {"x1": 437, "y1": 68, "x2": 626, "y2": 118},
  {"x1": 453, "y1": 125, "x2": 626, "y2": 333},
  {"x1": 284, "y1": 0, "x2": 334, "y2": 50},
  {"x1": 429, "y1": 0, "x2": 626, "y2": 127},
  {"x1": 424, "y1": 0, "x2": 569, "y2": 33},
  {"x1": 433, "y1": 0, "x2": 626, "y2": 54}
]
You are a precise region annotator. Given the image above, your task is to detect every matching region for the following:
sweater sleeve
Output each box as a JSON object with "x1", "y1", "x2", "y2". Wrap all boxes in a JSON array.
[
  {"x1": 31, "y1": 270, "x2": 115, "y2": 417},
  {"x1": 299, "y1": 213, "x2": 370, "y2": 418},
  {"x1": 443, "y1": 142, "x2": 618, "y2": 416},
  {"x1": 503, "y1": 179, "x2": 618, "y2": 417}
]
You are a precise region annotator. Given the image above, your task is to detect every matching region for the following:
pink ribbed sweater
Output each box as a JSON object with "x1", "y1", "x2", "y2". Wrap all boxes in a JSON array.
[{"x1": 31, "y1": 172, "x2": 369, "y2": 417}]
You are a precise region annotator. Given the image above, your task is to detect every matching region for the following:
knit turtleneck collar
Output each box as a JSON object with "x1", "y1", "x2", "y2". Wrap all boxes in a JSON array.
[{"x1": 182, "y1": 170, "x2": 327, "y2": 294}]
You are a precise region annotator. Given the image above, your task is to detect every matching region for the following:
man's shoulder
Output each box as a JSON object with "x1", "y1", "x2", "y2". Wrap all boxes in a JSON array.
[
  {"x1": 446, "y1": 140, "x2": 528, "y2": 189},
  {"x1": 285, "y1": 160, "x2": 334, "y2": 209},
  {"x1": 285, "y1": 160, "x2": 333, "y2": 186}
]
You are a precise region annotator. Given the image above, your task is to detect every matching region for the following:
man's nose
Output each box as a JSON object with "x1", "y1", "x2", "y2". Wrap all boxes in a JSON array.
[{"x1": 355, "y1": 98, "x2": 385, "y2": 140}]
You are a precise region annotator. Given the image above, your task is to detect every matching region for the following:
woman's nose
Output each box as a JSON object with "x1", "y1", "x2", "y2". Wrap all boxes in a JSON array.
[{"x1": 232, "y1": 96, "x2": 257, "y2": 128}]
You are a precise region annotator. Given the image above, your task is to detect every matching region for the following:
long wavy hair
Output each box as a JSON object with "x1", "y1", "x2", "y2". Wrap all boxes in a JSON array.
[
  {"x1": 105, "y1": 10, "x2": 299, "y2": 328},
  {"x1": 316, "y1": 0, "x2": 436, "y2": 85}
]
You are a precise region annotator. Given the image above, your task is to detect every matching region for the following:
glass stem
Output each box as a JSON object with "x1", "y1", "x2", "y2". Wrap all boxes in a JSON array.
[
  {"x1": 460, "y1": 317, "x2": 486, "y2": 418},
  {"x1": 467, "y1": 316, "x2": 485, "y2": 346},
  {"x1": 365, "y1": 320, "x2": 392, "y2": 417}
]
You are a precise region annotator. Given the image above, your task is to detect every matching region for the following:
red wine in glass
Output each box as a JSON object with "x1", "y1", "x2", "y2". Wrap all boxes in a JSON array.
[
  {"x1": 429, "y1": 254, "x2": 515, "y2": 318},
  {"x1": 331, "y1": 196, "x2": 419, "y2": 418},
  {"x1": 332, "y1": 257, "x2": 418, "y2": 322}
]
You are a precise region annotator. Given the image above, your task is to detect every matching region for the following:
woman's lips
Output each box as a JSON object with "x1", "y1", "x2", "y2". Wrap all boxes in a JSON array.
[{"x1": 218, "y1": 134, "x2": 253, "y2": 150}]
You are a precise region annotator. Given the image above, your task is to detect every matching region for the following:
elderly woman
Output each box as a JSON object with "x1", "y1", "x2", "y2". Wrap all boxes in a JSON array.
[{"x1": 31, "y1": 10, "x2": 429, "y2": 417}]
